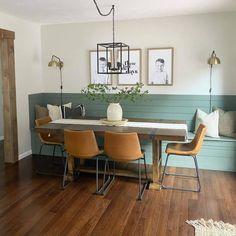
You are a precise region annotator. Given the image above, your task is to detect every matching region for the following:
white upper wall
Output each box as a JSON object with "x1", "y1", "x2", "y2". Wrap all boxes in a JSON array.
[
  {"x1": 0, "y1": 11, "x2": 43, "y2": 156},
  {"x1": 41, "y1": 12, "x2": 236, "y2": 95},
  {"x1": 0, "y1": 10, "x2": 235, "y2": 157}
]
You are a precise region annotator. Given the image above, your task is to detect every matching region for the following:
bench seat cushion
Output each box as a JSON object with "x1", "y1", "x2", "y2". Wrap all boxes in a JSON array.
[{"x1": 188, "y1": 132, "x2": 236, "y2": 142}]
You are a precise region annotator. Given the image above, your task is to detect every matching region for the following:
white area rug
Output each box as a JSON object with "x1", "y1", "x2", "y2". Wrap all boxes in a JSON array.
[{"x1": 186, "y1": 219, "x2": 236, "y2": 236}]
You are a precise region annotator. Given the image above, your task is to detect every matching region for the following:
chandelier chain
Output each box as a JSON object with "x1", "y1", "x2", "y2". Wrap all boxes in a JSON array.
[
  {"x1": 92, "y1": 0, "x2": 113, "y2": 16},
  {"x1": 93, "y1": 0, "x2": 115, "y2": 44},
  {"x1": 113, "y1": 5, "x2": 115, "y2": 44},
  {"x1": 93, "y1": 0, "x2": 130, "y2": 74}
]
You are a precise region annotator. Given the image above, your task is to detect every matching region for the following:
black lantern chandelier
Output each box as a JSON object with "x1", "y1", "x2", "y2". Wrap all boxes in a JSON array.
[{"x1": 93, "y1": 0, "x2": 130, "y2": 74}]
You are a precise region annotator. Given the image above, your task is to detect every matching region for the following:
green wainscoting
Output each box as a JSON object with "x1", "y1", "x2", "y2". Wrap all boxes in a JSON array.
[{"x1": 29, "y1": 93, "x2": 236, "y2": 172}]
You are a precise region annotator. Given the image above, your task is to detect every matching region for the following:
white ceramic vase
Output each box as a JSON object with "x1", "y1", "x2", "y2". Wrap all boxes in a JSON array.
[{"x1": 107, "y1": 103, "x2": 123, "y2": 121}]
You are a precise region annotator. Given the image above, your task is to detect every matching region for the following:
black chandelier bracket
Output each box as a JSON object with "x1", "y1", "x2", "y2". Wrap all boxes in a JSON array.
[{"x1": 93, "y1": 0, "x2": 130, "y2": 74}]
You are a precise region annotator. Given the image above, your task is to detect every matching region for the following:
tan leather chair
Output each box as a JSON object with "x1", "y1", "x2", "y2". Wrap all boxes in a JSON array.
[
  {"x1": 161, "y1": 124, "x2": 207, "y2": 192},
  {"x1": 35, "y1": 116, "x2": 64, "y2": 156},
  {"x1": 63, "y1": 129, "x2": 104, "y2": 190},
  {"x1": 104, "y1": 131, "x2": 148, "y2": 200},
  {"x1": 35, "y1": 116, "x2": 64, "y2": 176}
]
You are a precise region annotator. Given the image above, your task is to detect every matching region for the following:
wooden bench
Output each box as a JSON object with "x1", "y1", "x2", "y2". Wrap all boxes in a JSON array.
[{"x1": 28, "y1": 93, "x2": 236, "y2": 172}]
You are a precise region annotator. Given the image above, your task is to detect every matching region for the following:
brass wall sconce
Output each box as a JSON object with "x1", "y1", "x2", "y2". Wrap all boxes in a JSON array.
[
  {"x1": 207, "y1": 51, "x2": 221, "y2": 112},
  {"x1": 48, "y1": 55, "x2": 64, "y2": 106}
]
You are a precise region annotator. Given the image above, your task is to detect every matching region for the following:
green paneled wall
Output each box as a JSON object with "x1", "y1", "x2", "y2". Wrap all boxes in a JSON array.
[{"x1": 29, "y1": 93, "x2": 236, "y2": 172}]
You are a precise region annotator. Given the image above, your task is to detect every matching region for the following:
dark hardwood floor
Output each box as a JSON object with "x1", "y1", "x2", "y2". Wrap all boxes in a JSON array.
[{"x1": 0, "y1": 155, "x2": 235, "y2": 236}]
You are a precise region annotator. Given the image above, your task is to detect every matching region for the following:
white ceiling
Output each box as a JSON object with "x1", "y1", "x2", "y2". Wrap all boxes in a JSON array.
[{"x1": 0, "y1": 0, "x2": 236, "y2": 24}]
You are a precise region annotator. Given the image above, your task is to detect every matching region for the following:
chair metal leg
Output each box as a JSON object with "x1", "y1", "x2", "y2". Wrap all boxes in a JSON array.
[
  {"x1": 161, "y1": 154, "x2": 201, "y2": 192},
  {"x1": 73, "y1": 158, "x2": 80, "y2": 180},
  {"x1": 59, "y1": 145, "x2": 65, "y2": 166},
  {"x1": 161, "y1": 154, "x2": 169, "y2": 185},
  {"x1": 143, "y1": 155, "x2": 148, "y2": 180},
  {"x1": 165, "y1": 154, "x2": 199, "y2": 178},
  {"x1": 51, "y1": 145, "x2": 66, "y2": 166},
  {"x1": 96, "y1": 159, "x2": 115, "y2": 195},
  {"x1": 193, "y1": 156, "x2": 201, "y2": 192},
  {"x1": 36, "y1": 144, "x2": 48, "y2": 174},
  {"x1": 113, "y1": 161, "x2": 115, "y2": 176},
  {"x1": 52, "y1": 145, "x2": 56, "y2": 162},
  {"x1": 36, "y1": 143, "x2": 64, "y2": 177},
  {"x1": 164, "y1": 172, "x2": 199, "y2": 178},
  {"x1": 96, "y1": 159, "x2": 108, "y2": 195},
  {"x1": 137, "y1": 156, "x2": 148, "y2": 201},
  {"x1": 102, "y1": 160, "x2": 115, "y2": 195},
  {"x1": 138, "y1": 159, "x2": 141, "y2": 199},
  {"x1": 102, "y1": 160, "x2": 108, "y2": 191},
  {"x1": 96, "y1": 155, "x2": 148, "y2": 200},
  {"x1": 62, "y1": 157, "x2": 72, "y2": 189},
  {"x1": 59, "y1": 145, "x2": 64, "y2": 157},
  {"x1": 39, "y1": 144, "x2": 44, "y2": 155},
  {"x1": 36, "y1": 145, "x2": 44, "y2": 174}
]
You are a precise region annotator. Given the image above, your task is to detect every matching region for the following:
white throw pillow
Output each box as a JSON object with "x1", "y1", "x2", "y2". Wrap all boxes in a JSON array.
[
  {"x1": 195, "y1": 109, "x2": 219, "y2": 138},
  {"x1": 47, "y1": 104, "x2": 62, "y2": 121},
  {"x1": 47, "y1": 103, "x2": 72, "y2": 120}
]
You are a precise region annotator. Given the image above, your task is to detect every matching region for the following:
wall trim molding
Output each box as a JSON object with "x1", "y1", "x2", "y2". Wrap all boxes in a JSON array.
[
  {"x1": 19, "y1": 150, "x2": 32, "y2": 160},
  {"x1": 0, "y1": 136, "x2": 4, "y2": 141}
]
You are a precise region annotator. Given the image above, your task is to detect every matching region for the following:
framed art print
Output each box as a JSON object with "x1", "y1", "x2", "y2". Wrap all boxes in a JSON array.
[
  {"x1": 89, "y1": 50, "x2": 112, "y2": 85},
  {"x1": 118, "y1": 49, "x2": 141, "y2": 85},
  {"x1": 148, "y1": 47, "x2": 174, "y2": 86}
]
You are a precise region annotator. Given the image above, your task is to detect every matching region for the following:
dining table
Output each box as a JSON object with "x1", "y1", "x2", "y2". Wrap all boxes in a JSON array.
[{"x1": 35, "y1": 117, "x2": 188, "y2": 190}]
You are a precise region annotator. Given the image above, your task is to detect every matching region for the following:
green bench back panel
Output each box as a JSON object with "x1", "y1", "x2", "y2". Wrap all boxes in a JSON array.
[{"x1": 28, "y1": 93, "x2": 236, "y2": 172}]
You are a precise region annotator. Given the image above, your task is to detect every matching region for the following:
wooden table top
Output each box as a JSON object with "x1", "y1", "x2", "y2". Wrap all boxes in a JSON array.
[{"x1": 35, "y1": 117, "x2": 188, "y2": 142}]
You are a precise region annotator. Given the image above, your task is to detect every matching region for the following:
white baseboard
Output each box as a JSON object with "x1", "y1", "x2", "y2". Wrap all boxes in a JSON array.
[
  {"x1": 19, "y1": 150, "x2": 32, "y2": 160},
  {"x1": 0, "y1": 136, "x2": 4, "y2": 141}
]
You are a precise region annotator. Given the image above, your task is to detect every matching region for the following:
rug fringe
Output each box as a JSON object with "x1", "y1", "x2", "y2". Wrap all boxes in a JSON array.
[{"x1": 186, "y1": 219, "x2": 236, "y2": 236}]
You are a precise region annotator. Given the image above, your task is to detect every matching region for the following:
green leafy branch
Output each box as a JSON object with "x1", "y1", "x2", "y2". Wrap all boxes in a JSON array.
[{"x1": 81, "y1": 83, "x2": 148, "y2": 103}]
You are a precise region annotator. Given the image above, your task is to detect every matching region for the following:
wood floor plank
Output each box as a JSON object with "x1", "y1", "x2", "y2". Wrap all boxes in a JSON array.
[
  {"x1": 61, "y1": 195, "x2": 110, "y2": 236},
  {"x1": 121, "y1": 196, "x2": 147, "y2": 235},
  {"x1": 165, "y1": 177, "x2": 183, "y2": 236},
  {"x1": 0, "y1": 178, "x2": 57, "y2": 228},
  {"x1": 133, "y1": 191, "x2": 162, "y2": 236},
  {"x1": 0, "y1": 176, "x2": 54, "y2": 215},
  {"x1": 18, "y1": 184, "x2": 85, "y2": 235},
  {"x1": 90, "y1": 179, "x2": 137, "y2": 236},
  {"x1": 40, "y1": 184, "x2": 92, "y2": 235},
  {"x1": 0, "y1": 156, "x2": 235, "y2": 236},
  {"x1": 24, "y1": 180, "x2": 92, "y2": 235},
  {"x1": 2, "y1": 181, "x2": 74, "y2": 235}
]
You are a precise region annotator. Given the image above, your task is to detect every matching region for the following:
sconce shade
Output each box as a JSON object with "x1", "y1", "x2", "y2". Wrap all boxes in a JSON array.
[
  {"x1": 48, "y1": 54, "x2": 64, "y2": 106},
  {"x1": 208, "y1": 51, "x2": 221, "y2": 65},
  {"x1": 48, "y1": 55, "x2": 64, "y2": 69},
  {"x1": 48, "y1": 60, "x2": 59, "y2": 67},
  {"x1": 207, "y1": 50, "x2": 221, "y2": 113}
]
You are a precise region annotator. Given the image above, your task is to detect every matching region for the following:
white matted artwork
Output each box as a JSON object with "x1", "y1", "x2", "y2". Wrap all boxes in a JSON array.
[
  {"x1": 118, "y1": 49, "x2": 141, "y2": 85},
  {"x1": 89, "y1": 50, "x2": 112, "y2": 85},
  {"x1": 148, "y1": 48, "x2": 174, "y2": 86}
]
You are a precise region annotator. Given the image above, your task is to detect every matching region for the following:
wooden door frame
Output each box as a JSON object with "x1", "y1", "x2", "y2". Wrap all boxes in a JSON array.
[{"x1": 0, "y1": 28, "x2": 18, "y2": 163}]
